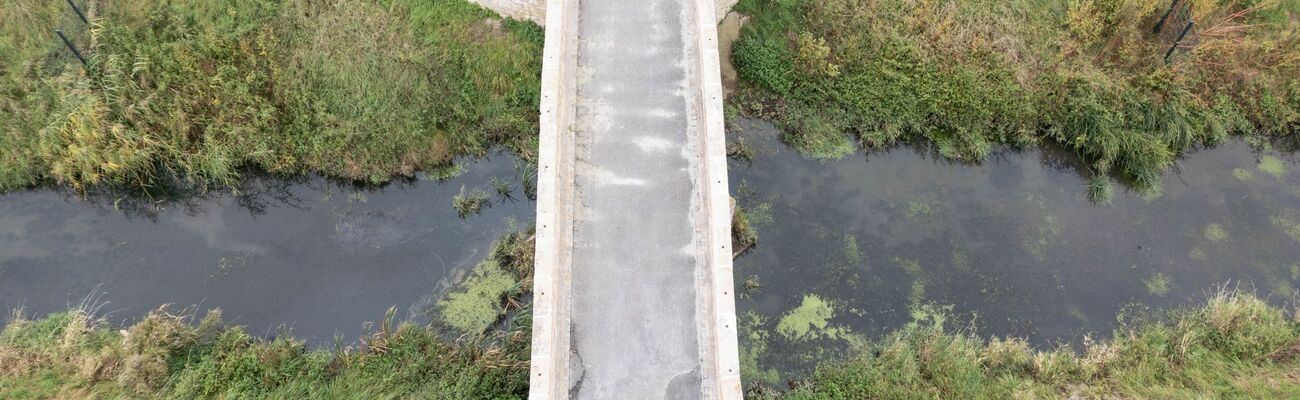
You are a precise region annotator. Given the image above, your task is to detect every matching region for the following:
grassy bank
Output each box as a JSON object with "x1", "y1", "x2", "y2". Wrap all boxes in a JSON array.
[
  {"x1": 0, "y1": 230, "x2": 535, "y2": 399},
  {"x1": 729, "y1": 0, "x2": 1299, "y2": 195},
  {"x1": 5, "y1": 290, "x2": 1296, "y2": 399},
  {"x1": 751, "y1": 292, "x2": 1300, "y2": 399},
  {"x1": 0, "y1": 0, "x2": 542, "y2": 193}
]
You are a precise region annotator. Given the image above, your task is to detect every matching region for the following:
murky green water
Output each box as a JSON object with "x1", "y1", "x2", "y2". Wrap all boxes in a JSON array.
[
  {"x1": 0, "y1": 154, "x2": 533, "y2": 343},
  {"x1": 728, "y1": 118, "x2": 1300, "y2": 380},
  {"x1": 3, "y1": 117, "x2": 1298, "y2": 383}
]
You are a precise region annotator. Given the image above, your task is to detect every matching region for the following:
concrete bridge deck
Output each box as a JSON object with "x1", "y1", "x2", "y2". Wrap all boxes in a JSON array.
[{"x1": 529, "y1": 0, "x2": 741, "y2": 398}]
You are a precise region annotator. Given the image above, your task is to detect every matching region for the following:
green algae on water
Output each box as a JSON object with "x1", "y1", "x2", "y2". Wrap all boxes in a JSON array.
[
  {"x1": 437, "y1": 260, "x2": 517, "y2": 333},
  {"x1": 896, "y1": 257, "x2": 923, "y2": 276},
  {"x1": 747, "y1": 202, "x2": 775, "y2": 226},
  {"x1": 743, "y1": 275, "x2": 762, "y2": 294},
  {"x1": 952, "y1": 249, "x2": 971, "y2": 273},
  {"x1": 905, "y1": 199, "x2": 936, "y2": 220},
  {"x1": 1019, "y1": 194, "x2": 1061, "y2": 260},
  {"x1": 776, "y1": 294, "x2": 841, "y2": 341},
  {"x1": 1233, "y1": 168, "x2": 1254, "y2": 182},
  {"x1": 843, "y1": 233, "x2": 862, "y2": 266},
  {"x1": 1144, "y1": 272, "x2": 1172, "y2": 297},
  {"x1": 1270, "y1": 215, "x2": 1300, "y2": 243},
  {"x1": 737, "y1": 311, "x2": 781, "y2": 386},
  {"x1": 1259, "y1": 156, "x2": 1289, "y2": 179},
  {"x1": 896, "y1": 257, "x2": 927, "y2": 306},
  {"x1": 1204, "y1": 223, "x2": 1230, "y2": 243}
]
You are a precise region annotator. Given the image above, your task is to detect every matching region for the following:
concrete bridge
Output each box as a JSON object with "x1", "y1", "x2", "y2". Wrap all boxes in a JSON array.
[{"x1": 527, "y1": 0, "x2": 742, "y2": 398}]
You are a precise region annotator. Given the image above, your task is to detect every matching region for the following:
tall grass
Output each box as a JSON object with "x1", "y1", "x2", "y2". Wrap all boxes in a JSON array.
[
  {"x1": 764, "y1": 291, "x2": 1300, "y2": 399},
  {"x1": 0, "y1": 0, "x2": 542, "y2": 193},
  {"x1": 731, "y1": 0, "x2": 1300, "y2": 194}
]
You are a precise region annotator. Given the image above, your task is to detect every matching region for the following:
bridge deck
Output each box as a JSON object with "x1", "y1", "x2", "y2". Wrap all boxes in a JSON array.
[
  {"x1": 568, "y1": 0, "x2": 709, "y2": 397},
  {"x1": 529, "y1": 0, "x2": 741, "y2": 398}
]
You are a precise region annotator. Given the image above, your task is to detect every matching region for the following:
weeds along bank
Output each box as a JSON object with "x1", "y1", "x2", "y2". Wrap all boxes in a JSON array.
[
  {"x1": 0, "y1": 0, "x2": 542, "y2": 193},
  {"x1": 5, "y1": 288, "x2": 1299, "y2": 398},
  {"x1": 730, "y1": 0, "x2": 1299, "y2": 197},
  {"x1": 0, "y1": 230, "x2": 536, "y2": 399},
  {"x1": 759, "y1": 292, "x2": 1300, "y2": 399}
]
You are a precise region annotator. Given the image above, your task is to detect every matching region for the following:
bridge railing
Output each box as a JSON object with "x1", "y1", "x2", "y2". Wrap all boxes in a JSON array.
[
  {"x1": 691, "y1": 0, "x2": 743, "y2": 395},
  {"x1": 527, "y1": 0, "x2": 577, "y2": 397}
]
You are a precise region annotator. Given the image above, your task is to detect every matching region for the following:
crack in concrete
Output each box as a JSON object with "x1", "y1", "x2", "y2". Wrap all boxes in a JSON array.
[
  {"x1": 567, "y1": 338, "x2": 587, "y2": 398},
  {"x1": 664, "y1": 367, "x2": 703, "y2": 400}
]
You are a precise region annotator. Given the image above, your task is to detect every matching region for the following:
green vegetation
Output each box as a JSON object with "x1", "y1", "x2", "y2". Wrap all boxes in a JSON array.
[
  {"x1": 776, "y1": 294, "x2": 846, "y2": 342},
  {"x1": 1086, "y1": 175, "x2": 1114, "y2": 204},
  {"x1": 1144, "y1": 271, "x2": 1173, "y2": 296},
  {"x1": 438, "y1": 260, "x2": 518, "y2": 333},
  {"x1": 0, "y1": 230, "x2": 535, "y2": 399},
  {"x1": 728, "y1": 137, "x2": 757, "y2": 161},
  {"x1": 1233, "y1": 167, "x2": 1255, "y2": 182},
  {"x1": 739, "y1": 311, "x2": 783, "y2": 388},
  {"x1": 8, "y1": 233, "x2": 1300, "y2": 398},
  {"x1": 0, "y1": 0, "x2": 542, "y2": 193},
  {"x1": 895, "y1": 257, "x2": 927, "y2": 307},
  {"x1": 903, "y1": 199, "x2": 936, "y2": 220},
  {"x1": 436, "y1": 228, "x2": 534, "y2": 333},
  {"x1": 744, "y1": 275, "x2": 763, "y2": 294},
  {"x1": 1259, "y1": 155, "x2": 1290, "y2": 178},
  {"x1": 1204, "y1": 222, "x2": 1231, "y2": 243},
  {"x1": 730, "y1": 0, "x2": 1299, "y2": 193},
  {"x1": 1271, "y1": 214, "x2": 1300, "y2": 243},
  {"x1": 841, "y1": 234, "x2": 862, "y2": 266},
  {"x1": 733, "y1": 198, "x2": 759, "y2": 251},
  {"x1": 757, "y1": 292, "x2": 1300, "y2": 399},
  {"x1": 453, "y1": 185, "x2": 492, "y2": 218},
  {"x1": 0, "y1": 309, "x2": 530, "y2": 399}
]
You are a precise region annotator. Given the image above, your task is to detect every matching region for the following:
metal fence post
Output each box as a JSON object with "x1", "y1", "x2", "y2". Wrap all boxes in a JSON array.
[
  {"x1": 55, "y1": 30, "x2": 88, "y2": 67},
  {"x1": 1165, "y1": 22, "x2": 1195, "y2": 64},
  {"x1": 66, "y1": 0, "x2": 88, "y2": 24}
]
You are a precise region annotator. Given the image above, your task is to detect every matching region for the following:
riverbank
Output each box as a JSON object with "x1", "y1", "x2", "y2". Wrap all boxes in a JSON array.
[
  {"x1": 0, "y1": 0, "x2": 541, "y2": 193},
  {"x1": 728, "y1": 0, "x2": 1298, "y2": 196},
  {"x1": 0, "y1": 229, "x2": 536, "y2": 399},
  {"x1": 4, "y1": 289, "x2": 1296, "y2": 398},
  {"x1": 765, "y1": 291, "x2": 1300, "y2": 399}
]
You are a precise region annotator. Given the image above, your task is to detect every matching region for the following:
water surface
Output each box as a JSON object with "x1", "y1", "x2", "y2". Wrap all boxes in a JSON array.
[
  {"x1": 729, "y1": 118, "x2": 1300, "y2": 379},
  {"x1": 0, "y1": 155, "x2": 533, "y2": 343}
]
